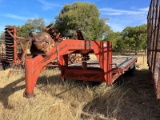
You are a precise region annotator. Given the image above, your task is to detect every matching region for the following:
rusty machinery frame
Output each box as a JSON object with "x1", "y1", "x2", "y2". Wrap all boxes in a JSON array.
[
  {"x1": 147, "y1": 0, "x2": 160, "y2": 99},
  {"x1": 24, "y1": 40, "x2": 137, "y2": 97},
  {"x1": 0, "y1": 26, "x2": 30, "y2": 69},
  {"x1": 0, "y1": 25, "x2": 85, "y2": 70}
]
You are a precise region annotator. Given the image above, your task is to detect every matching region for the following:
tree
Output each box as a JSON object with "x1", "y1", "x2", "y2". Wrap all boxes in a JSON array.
[
  {"x1": 55, "y1": 2, "x2": 111, "y2": 40},
  {"x1": 105, "y1": 32, "x2": 122, "y2": 50},
  {"x1": 17, "y1": 18, "x2": 45, "y2": 37},
  {"x1": 26, "y1": 18, "x2": 45, "y2": 32},
  {"x1": 0, "y1": 32, "x2": 5, "y2": 40},
  {"x1": 104, "y1": 24, "x2": 147, "y2": 54},
  {"x1": 122, "y1": 24, "x2": 147, "y2": 54}
]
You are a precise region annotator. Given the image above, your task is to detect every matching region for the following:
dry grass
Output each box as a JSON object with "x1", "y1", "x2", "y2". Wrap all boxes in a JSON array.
[{"x1": 0, "y1": 55, "x2": 160, "y2": 120}]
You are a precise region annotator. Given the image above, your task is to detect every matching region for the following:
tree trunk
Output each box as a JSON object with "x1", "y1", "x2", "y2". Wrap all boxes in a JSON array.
[{"x1": 135, "y1": 49, "x2": 138, "y2": 55}]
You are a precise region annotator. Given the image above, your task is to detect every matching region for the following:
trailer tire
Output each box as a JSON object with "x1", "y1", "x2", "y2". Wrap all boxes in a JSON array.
[
  {"x1": 2, "y1": 62, "x2": 6, "y2": 70},
  {"x1": 127, "y1": 64, "x2": 136, "y2": 75},
  {"x1": 1, "y1": 61, "x2": 10, "y2": 70}
]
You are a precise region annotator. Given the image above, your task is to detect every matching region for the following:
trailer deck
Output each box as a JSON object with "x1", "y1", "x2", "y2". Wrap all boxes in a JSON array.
[
  {"x1": 69, "y1": 56, "x2": 136, "y2": 69},
  {"x1": 63, "y1": 56, "x2": 137, "y2": 83}
]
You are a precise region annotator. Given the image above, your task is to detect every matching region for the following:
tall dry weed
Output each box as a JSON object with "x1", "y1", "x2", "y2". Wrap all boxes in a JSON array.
[{"x1": 1, "y1": 56, "x2": 160, "y2": 120}]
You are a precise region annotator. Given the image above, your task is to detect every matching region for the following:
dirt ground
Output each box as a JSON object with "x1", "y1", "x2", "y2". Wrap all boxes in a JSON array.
[{"x1": 0, "y1": 55, "x2": 160, "y2": 120}]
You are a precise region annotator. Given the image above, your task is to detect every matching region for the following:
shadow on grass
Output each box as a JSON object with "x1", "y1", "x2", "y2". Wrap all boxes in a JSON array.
[
  {"x1": 0, "y1": 67, "x2": 102, "y2": 110},
  {"x1": 82, "y1": 69, "x2": 160, "y2": 120},
  {"x1": 0, "y1": 71, "x2": 61, "y2": 108},
  {"x1": 37, "y1": 70, "x2": 101, "y2": 87},
  {"x1": 0, "y1": 69, "x2": 60, "y2": 109},
  {"x1": 36, "y1": 72, "x2": 100, "y2": 97},
  {"x1": 0, "y1": 78, "x2": 25, "y2": 109}
]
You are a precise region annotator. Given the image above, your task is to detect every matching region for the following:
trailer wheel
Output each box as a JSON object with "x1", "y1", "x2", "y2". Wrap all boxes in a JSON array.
[
  {"x1": 2, "y1": 62, "x2": 6, "y2": 70},
  {"x1": 1, "y1": 61, "x2": 10, "y2": 70},
  {"x1": 127, "y1": 64, "x2": 136, "y2": 75}
]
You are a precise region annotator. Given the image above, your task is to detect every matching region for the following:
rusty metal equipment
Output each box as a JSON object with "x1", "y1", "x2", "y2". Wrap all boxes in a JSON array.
[
  {"x1": 147, "y1": 0, "x2": 160, "y2": 99},
  {"x1": 5, "y1": 26, "x2": 16, "y2": 63},
  {"x1": 0, "y1": 24, "x2": 85, "y2": 70},
  {"x1": 0, "y1": 26, "x2": 19, "y2": 69},
  {"x1": 24, "y1": 38, "x2": 137, "y2": 97},
  {"x1": 0, "y1": 24, "x2": 137, "y2": 97},
  {"x1": 0, "y1": 26, "x2": 30, "y2": 69}
]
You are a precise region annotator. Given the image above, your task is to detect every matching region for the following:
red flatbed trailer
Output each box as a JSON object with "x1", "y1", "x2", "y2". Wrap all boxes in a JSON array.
[{"x1": 24, "y1": 40, "x2": 137, "y2": 97}]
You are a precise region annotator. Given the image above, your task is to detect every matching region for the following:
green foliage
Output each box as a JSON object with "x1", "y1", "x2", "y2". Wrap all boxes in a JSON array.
[
  {"x1": 0, "y1": 32, "x2": 5, "y2": 40},
  {"x1": 105, "y1": 24, "x2": 147, "y2": 54},
  {"x1": 55, "y1": 2, "x2": 111, "y2": 40},
  {"x1": 17, "y1": 24, "x2": 35, "y2": 37},
  {"x1": 105, "y1": 32, "x2": 122, "y2": 50},
  {"x1": 122, "y1": 24, "x2": 147, "y2": 54},
  {"x1": 17, "y1": 18, "x2": 45, "y2": 37}
]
